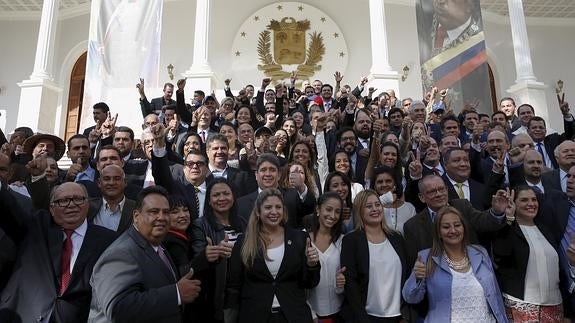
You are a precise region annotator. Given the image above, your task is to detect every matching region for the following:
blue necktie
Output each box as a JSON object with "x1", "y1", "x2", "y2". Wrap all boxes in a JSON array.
[
  {"x1": 536, "y1": 143, "x2": 547, "y2": 167},
  {"x1": 560, "y1": 205, "x2": 575, "y2": 292}
]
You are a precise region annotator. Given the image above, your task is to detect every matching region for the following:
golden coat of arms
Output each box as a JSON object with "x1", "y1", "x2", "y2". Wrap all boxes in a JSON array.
[{"x1": 258, "y1": 17, "x2": 325, "y2": 81}]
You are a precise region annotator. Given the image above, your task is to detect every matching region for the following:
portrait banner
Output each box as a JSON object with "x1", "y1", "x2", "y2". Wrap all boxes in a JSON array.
[
  {"x1": 416, "y1": 0, "x2": 492, "y2": 113},
  {"x1": 82, "y1": 0, "x2": 163, "y2": 134}
]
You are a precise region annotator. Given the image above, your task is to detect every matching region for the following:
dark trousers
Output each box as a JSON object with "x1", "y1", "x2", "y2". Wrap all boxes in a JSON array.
[
  {"x1": 267, "y1": 310, "x2": 289, "y2": 323},
  {"x1": 367, "y1": 315, "x2": 401, "y2": 323}
]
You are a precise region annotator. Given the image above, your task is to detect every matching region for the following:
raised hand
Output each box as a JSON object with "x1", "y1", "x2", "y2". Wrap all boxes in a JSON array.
[
  {"x1": 492, "y1": 150, "x2": 505, "y2": 174},
  {"x1": 224, "y1": 78, "x2": 232, "y2": 87},
  {"x1": 218, "y1": 234, "x2": 233, "y2": 258},
  {"x1": 408, "y1": 150, "x2": 423, "y2": 179},
  {"x1": 136, "y1": 78, "x2": 145, "y2": 98},
  {"x1": 1, "y1": 142, "x2": 15, "y2": 156},
  {"x1": 26, "y1": 156, "x2": 47, "y2": 177},
  {"x1": 360, "y1": 76, "x2": 368, "y2": 87},
  {"x1": 101, "y1": 112, "x2": 118, "y2": 138},
  {"x1": 65, "y1": 157, "x2": 85, "y2": 181},
  {"x1": 177, "y1": 269, "x2": 202, "y2": 303},
  {"x1": 491, "y1": 188, "x2": 511, "y2": 214},
  {"x1": 414, "y1": 254, "x2": 426, "y2": 281},
  {"x1": 261, "y1": 77, "x2": 272, "y2": 89},
  {"x1": 334, "y1": 71, "x2": 343, "y2": 83},
  {"x1": 313, "y1": 112, "x2": 327, "y2": 133},
  {"x1": 290, "y1": 71, "x2": 298, "y2": 85},
  {"x1": 505, "y1": 189, "x2": 516, "y2": 224},
  {"x1": 205, "y1": 237, "x2": 220, "y2": 263},
  {"x1": 88, "y1": 120, "x2": 103, "y2": 144},
  {"x1": 560, "y1": 101, "x2": 570, "y2": 116},
  {"x1": 336, "y1": 266, "x2": 346, "y2": 289},
  {"x1": 306, "y1": 237, "x2": 319, "y2": 267},
  {"x1": 177, "y1": 78, "x2": 186, "y2": 91}
]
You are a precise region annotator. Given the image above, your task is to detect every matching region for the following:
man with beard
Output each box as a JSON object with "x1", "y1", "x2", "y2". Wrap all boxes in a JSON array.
[
  {"x1": 65, "y1": 135, "x2": 95, "y2": 183},
  {"x1": 353, "y1": 109, "x2": 373, "y2": 151},
  {"x1": 508, "y1": 149, "x2": 546, "y2": 193},
  {"x1": 329, "y1": 128, "x2": 368, "y2": 186},
  {"x1": 112, "y1": 126, "x2": 135, "y2": 161},
  {"x1": 320, "y1": 84, "x2": 337, "y2": 112},
  {"x1": 542, "y1": 140, "x2": 575, "y2": 193},
  {"x1": 499, "y1": 97, "x2": 521, "y2": 132},
  {"x1": 470, "y1": 130, "x2": 510, "y2": 184}
]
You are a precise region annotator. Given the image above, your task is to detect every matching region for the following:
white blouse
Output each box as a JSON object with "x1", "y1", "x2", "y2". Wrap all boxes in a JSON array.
[
  {"x1": 383, "y1": 202, "x2": 416, "y2": 235},
  {"x1": 309, "y1": 236, "x2": 344, "y2": 316},
  {"x1": 520, "y1": 225, "x2": 562, "y2": 305},
  {"x1": 266, "y1": 243, "x2": 285, "y2": 308},
  {"x1": 365, "y1": 239, "x2": 402, "y2": 318},
  {"x1": 450, "y1": 267, "x2": 496, "y2": 323}
]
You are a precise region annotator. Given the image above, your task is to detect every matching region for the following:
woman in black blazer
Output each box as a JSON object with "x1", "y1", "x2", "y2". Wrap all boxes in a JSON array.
[
  {"x1": 225, "y1": 188, "x2": 321, "y2": 323},
  {"x1": 340, "y1": 189, "x2": 408, "y2": 323},
  {"x1": 493, "y1": 186, "x2": 564, "y2": 322}
]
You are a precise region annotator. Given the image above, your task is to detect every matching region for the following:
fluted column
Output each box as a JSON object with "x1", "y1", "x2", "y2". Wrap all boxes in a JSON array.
[
  {"x1": 30, "y1": 0, "x2": 59, "y2": 80},
  {"x1": 507, "y1": 0, "x2": 537, "y2": 83}
]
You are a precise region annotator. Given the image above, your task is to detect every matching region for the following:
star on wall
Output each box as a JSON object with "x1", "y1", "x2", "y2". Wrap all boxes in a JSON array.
[
  {"x1": 254, "y1": 16, "x2": 260, "y2": 21},
  {"x1": 339, "y1": 52, "x2": 345, "y2": 57},
  {"x1": 333, "y1": 33, "x2": 339, "y2": 38},
  {"x1": 277, "y1": 5, "x2": 283, "y2": 10},
  {"x1": 320, "y1": 17, "x2": 326, "y2": 22},
  {"x1": 240, "y1": 32, "x2": 246, "y2": 37},
  {"x1": 298, "y1": 5, "x2": 304, "y2": 11},
  {"x1": 235, "y1": 51, "x2": 241, "y2": 56}
]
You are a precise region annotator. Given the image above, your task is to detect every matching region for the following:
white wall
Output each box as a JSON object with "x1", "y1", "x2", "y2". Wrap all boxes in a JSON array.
[{"x1": 1, "y1": 0, "x2": 574, "y2": 135}]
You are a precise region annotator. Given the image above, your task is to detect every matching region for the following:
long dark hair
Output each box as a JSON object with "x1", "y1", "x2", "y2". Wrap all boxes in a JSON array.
[
  {"x1": 371, "y1": 166, "x2": 403, "y2": 199},
  {"x1": 311, "y1": 192, "x2": 343, "y2": 244},
  {"x1": 202, "y1": 178, "x2": 242, "y2": 232},
  {"x1": 324, "y1": 171, "x2": 353, "y2": 208},
  {"x1": 328, "y1": 149, "x2": 355, "y2": 182}
]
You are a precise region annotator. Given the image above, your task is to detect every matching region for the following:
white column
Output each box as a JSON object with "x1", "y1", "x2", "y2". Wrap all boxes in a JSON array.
[
  {"x1": 186, "y1": 0, "x2": 213, "y2": 74},
  {"x1": 507, "y1": 0, "x2": 536, "y2": 83},
  {"x1": 183, "y1": 0, "x2": 214, "y2": 95},
  {"x1": 367, "y1": 0, "x2": 400, "y2": 97},
  {"x1": 369, "y1": 0, "x2": 393, "y2": 73},
  {"x1": 30, "y1": 0, "x2": 59, "y2": 80}
]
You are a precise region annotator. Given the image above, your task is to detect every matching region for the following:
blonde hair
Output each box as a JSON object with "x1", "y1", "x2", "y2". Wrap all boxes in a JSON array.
[
  {"x1": 352, "y1": 189, "x2": 392, "y2": 235},
  {"x1": 241, "y1": 189, "x2": 288, "y2": 267}
]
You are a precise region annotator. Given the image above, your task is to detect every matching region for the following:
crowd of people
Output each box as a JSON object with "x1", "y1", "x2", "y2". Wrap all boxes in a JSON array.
[{"x1": 0, "y1": 71, "x2": 574, "y2": 323}]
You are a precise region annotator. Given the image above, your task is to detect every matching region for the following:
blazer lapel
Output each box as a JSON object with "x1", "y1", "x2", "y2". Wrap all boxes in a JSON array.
[
  {"x1": 276, "y1": 229, "x2": 295, "y2": 278},
  {"x1": 47, "y1": 223, "x2": 64, "y2": 290},
  {"x1": 118, "y1": 199, "x2": 134, "y2": 232},
  {"x1": 66, "y1": 224, "x2": 97, "y2": 292},
  {"x1": 128, "y1": 227, "x2": 177, "y2": 282}
]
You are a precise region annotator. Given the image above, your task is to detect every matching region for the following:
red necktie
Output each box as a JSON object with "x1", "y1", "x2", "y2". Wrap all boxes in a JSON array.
[
  {"x1": 60, "y1": 229, "x2": 74, "y2": 293},
  {"x1": 435, "y1": 26, "x2": 447, "y2": 49}
]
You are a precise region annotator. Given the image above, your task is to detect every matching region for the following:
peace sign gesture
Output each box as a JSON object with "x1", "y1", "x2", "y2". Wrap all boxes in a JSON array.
[{"x1": 101, "y1": 112, "x2": 118, "y2": 138}]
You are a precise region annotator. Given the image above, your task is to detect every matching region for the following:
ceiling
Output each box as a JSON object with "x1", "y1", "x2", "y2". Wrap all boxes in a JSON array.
[{"x1": 0, "y1": 0, "x2": 574, "y2": 20}]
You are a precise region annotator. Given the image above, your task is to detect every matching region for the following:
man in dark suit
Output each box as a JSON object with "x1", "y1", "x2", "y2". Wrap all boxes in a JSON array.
[
  {"x1": 327, "y1": 128, "x2": 368, "y2": 185},
  {"x1": 527, "y1": 114, "x2": 575, "y2": 170},
  {"x1": 205, "y1": 133, "x2": 256, "y2": 198},
  {"x1": 542, "y1": 140, "x2": 575, "y2": 193},
  {"x1": 0, "y1": 181, "x2": 116, "y2": 323},
  {"x1": 137, "y1": 79, "x2": 176, "y2": 121},
  {"x1": 403, "y1": 174, "x2": 509, "y2": 266},
  {"x1": 88, "y1": 186, "x2": 201, "y2": 322},
  {"x1": 499, "y1": 97, "x2": 522, "y2": 133},
  {"x1": 82, "y1": 102, "x2": 110, "y2": 137},
  {"x1": 236, "y1": 153, "x2": 316, "y2": 229},
  {"x1": 443, "y1": 147, "x2": 488, "y2": 210},
  {"x1": 87, "y1": 165, "x2": 135, "y2": 233}
]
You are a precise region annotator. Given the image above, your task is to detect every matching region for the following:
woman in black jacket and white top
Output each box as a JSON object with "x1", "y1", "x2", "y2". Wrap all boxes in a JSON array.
[
  {"x1": 225, "y1": 189, "x2": 321, "y2": 323},
  {"x1": 493, "y1": 186, "x2": 564, "y2": 322},
  {"x1": 340, "y1": 189, "x2": 408, "y2": 323}
]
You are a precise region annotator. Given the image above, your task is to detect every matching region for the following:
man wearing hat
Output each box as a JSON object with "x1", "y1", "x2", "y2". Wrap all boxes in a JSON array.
[{"x1": 22, "y1": 133, "x2": 67, "y2": 183}]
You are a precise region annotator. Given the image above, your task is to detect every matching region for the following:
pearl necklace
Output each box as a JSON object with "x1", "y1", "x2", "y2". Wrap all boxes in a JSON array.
[{"x1": 443, "y1": 253, "x2": 470, "y2": 271}]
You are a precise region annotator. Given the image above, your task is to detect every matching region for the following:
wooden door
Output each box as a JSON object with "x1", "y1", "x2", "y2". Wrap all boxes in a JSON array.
[{"x1": 65, "y1": 52, "x2": 87, "y2": 142}]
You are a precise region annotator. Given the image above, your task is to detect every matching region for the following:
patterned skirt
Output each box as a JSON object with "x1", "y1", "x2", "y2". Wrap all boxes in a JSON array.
[{"x1": 503, "y1": 296, "x2": 563, "y2": 323}]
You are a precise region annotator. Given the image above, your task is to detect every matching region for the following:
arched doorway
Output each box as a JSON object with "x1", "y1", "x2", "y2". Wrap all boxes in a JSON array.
[{"x1": 64, "y1": 52, "x2": 87, "y2": 142}]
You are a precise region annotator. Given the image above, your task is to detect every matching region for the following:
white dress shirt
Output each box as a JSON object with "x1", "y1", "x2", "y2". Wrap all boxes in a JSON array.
[{"x1": 64, "y1": 219, "x2": 88, "y2": 272}]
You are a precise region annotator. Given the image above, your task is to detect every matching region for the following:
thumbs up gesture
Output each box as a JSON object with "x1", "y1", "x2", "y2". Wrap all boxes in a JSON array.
[
  {"x1": 305, "y1": 237, "x2": 319, "y2": 267},
  {"x1": 66, "y1": 157, "x2": 85, "y2": 181},
  {"x1": 177, "y1": 268, "x2": 202, "y2": 303},
  {"x1": 205, "y1": 237, "x2": 220, "y2": 263},
  {"x1": 413, "y1": 254, "x2": 426, "y2": 281},
  {"x1": 218, "y1": 234, "x2": 233, "y2": 258},
  {"x1": 336, "y1": 266, "x2": 346, "y2": 289}
]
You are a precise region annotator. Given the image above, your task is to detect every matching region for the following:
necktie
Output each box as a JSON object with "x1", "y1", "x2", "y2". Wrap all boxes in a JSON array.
[
  {"x1": 430, "y1": 211, "x2": 437, "y2": 223},
  {"x1": 435, "y1": 26, "x2": 447, "y2": 49},
  {"x1": 432, "y1": 167, "x2": 440, "y2": 176},
  {"x1": 536, "y1": 143, "x2": 547, "y2": 167},
  {"x1": 200, "y1": 131, "x2": 206, "y2": 143},
  {"x1": 530, "y1": 185, "x2": 543, "y2": 194},
  {"x1": 195, "y1": 186, "x2": 201, "y2": 217},
  {"x1": 157, "y1": 247, "x2": 176, "y2": 279},
  {"x1": 455, "y1": 183, "x2": 465, "y2": 199},
  {"x1": 60, "y1": 229, "x2": 74, "y2": 294}
]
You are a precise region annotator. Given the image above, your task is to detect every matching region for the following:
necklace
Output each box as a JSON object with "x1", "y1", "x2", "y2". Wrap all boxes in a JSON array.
[{"x1": 443, "y1": 252, "x2": 470, "y2": 271}]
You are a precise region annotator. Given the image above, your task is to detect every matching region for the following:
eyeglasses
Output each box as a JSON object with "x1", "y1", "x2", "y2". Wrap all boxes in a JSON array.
[
  {"x1": 424, "y1": 186, "x2": 447, "y2": 196},
  {"x1": 51, "y1": 196, "x2": 87, "y2": 207},
  {"x1": 185, "y1": 160, "x2": 207, "y2": 168}
]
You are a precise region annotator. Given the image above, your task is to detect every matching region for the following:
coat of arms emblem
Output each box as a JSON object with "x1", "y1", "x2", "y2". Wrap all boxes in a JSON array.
[{"x1": 258, "y1": 17, "x2": 325, "y2": 81}]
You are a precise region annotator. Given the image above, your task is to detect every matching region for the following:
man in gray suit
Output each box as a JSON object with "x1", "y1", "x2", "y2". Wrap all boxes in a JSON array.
[
  {"x1": 87, "y1": 164, "x2": 135, "y2": 233},
  {"x1": 88, "y1": 186, "x2": 201, "y2": 322}
]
